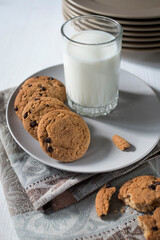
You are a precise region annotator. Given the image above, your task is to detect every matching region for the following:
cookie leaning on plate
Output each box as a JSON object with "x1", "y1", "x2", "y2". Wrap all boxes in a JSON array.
[
  {"x1": 37, "y1": 110, "x2": 90, "y2": 162},
  {"x1": 118, "y1": 175, "x2": 160, "y2": 212},
  {"x1": 22, "y1": 97, "x2": 69, "y2": 140},
  {"x1": 21, "y1": 75, "x2": 66, "y2": 102},
  {"x1": 14, "y1": 81, "x2": 66, "y2": 121}
]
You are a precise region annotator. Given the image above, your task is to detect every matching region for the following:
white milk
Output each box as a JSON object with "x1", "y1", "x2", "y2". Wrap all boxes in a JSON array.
[{"x1": 63, "y1": 30, "x2": 120, "y2": 108}]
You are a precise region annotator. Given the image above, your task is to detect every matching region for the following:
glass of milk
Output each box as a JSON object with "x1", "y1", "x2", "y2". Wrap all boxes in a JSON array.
[{"x1": 61, "y1": 15, "x2": 123, "y2": 117}]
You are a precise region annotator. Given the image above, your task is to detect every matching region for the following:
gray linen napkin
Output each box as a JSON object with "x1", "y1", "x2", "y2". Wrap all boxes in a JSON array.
[{"x1": 0, "y1": 88, "x2": 160, "y2": 240}]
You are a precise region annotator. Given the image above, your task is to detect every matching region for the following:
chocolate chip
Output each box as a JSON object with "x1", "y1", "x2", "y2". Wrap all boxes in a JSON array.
[
  {"x1": 35, "y1": 76, "x2": 39, "y2": 78},
  {"x1": 45, "y1": 138, "x2": 51, "y2": 143},
  {"x1": 23, "y1": 112, "x2": 28, "y2": 119},
  {"x1": 48, "y1": 77, "x2": 54, "y2": 80},
  {"x1": 149, "y1": 184, "x2": 156, "y2": 190},
  {"x1": 29, "y1": 110, "x2": 31, "y2": 113},
  {"x1": 47, "y1": 146, "x2": 53, "y2": 153},
  {"x1": 152, "y1": 226, "x2": 158, "y2": 231},
  {"x1": 14, "y1": 106, "x2": 18, "y2": 111},
  {"x1": 35, "y1": 98, "x2": 40, "y2": 101},
  {"x1": 41, "y1": 86, "x2": 46, "y2": 91},
  {"x1": 49, "y1": 120, "x2": 51, "y2": 123},
  {"x1": 39, "y1": 93, "x2": 43, "y2": 96},
  {"x1": 30, "y1": 121, "x2": 37, "y2": 127},
  {"x1": 46, "y1": 104, "x2": 50, "y2": 107},
  {"x1": 28, "y1": 84, "x2": 32, "y2": 87},
  {"x1": 59, "y1": 84, "x2": 64, "y2": 87}
]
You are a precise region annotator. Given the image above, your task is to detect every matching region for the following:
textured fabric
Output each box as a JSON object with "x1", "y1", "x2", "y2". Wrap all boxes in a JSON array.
[
  {"x1": 2, "y1": 142, "x2": 158, "y2": 240},
  {"x1": 0, "y1": 88, "x2": 160, "y2": 240}
]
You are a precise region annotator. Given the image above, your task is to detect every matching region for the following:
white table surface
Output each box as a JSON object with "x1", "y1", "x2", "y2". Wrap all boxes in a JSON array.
[{"x1": 0, "y1": 1, "x2": 160, "y2": 239}]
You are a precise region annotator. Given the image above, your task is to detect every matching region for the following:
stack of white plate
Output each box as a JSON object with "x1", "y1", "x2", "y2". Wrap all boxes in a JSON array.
[{"x1": 62, "y1": 0, "x2": 160, "y2": 51}]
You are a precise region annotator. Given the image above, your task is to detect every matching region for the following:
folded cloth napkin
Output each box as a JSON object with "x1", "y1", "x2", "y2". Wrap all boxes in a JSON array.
[{"x1": 0, "y1": 88, "x2": 160, "y2": 240}]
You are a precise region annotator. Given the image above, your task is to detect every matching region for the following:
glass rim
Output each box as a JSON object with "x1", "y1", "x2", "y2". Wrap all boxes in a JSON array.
[{"x1": 61, "y1": 15, "x2": 123, "y2": 46}]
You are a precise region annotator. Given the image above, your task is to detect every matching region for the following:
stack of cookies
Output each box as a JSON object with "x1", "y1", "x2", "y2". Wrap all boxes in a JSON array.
[{"x1": 14, "y1": 76, "x2": 90, "y2": 162}]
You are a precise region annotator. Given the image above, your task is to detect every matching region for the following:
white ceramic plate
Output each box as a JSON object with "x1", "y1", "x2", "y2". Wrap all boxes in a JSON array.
[{"x1": 6, "y1": 65, "x2": 160, "y2": 173}]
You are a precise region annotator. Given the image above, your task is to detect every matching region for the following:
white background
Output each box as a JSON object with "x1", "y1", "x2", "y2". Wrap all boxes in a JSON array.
[{"x1": 0, "y1": 0, "x2": 160, "y2": 239}]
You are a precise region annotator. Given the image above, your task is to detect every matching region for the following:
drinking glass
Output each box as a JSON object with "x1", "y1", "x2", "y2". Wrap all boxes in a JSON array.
[{"x1": 61, "y1": 15, "x2": 123, "y2": 117}]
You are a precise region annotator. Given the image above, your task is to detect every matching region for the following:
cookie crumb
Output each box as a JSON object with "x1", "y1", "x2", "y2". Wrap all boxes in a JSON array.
[
  {"x1": 112, "y1": 135, "x2": 130, "y2": 151},
  {"x1": 120, "y1": 209, "x2": 125, "y2": 213},
  {"x1": 130, "y1": 211, "x2": 133, "y2": 214}
]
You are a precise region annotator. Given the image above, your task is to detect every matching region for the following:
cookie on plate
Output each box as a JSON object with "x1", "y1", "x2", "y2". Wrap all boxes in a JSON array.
[
  {"x1": 112, "y1": 135, "x2": 130, "y2": 151},
  {"x1": 118, "y1": 175, "x2": 160, "y2": 212},
  {"x1": 37, "y1": 110, "x2": 90, "y2": 162},
  {"x1": 95, "y1": 185, "x2": 116, "y2": 218},
  {"x1": 22, "y1": 75, "x2": 66, "y2": 102},
  {"x1": 14, "y1": 81, "x2": 66, "y2": 120},
  {"x1": 22, "y1": 97, "x2": 69, "y2": 140},
  {"x1": 138, "y1": 207, "x2": 160, "y2": 240}
]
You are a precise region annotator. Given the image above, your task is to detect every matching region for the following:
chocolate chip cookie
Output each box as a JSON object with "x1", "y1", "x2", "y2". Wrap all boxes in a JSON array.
[
  {"x1": 95, "y1": 185, "x2": 116, "y2": 218},
  {"x1": 37, "y1": 110, "x2": 90, "y2": 162},
  {"x1": 22, "y1": 97, "x2": 69, "y2": 140},
  {"x1": 118, "y1": 175, "x2": 160, "y2": 212},
  {"x1": 138, "y1": 207, "x2": 160, "y2": 240},
  {"x1": 22, "y1": 75, "x2": 66, "y2": 102},
  {"x1": 14, "y1": 81, "x2": 66, "y2": 120}
]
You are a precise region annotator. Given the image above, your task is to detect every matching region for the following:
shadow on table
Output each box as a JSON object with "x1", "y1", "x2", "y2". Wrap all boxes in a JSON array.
[{"x1": 101, "y1": 188, "x2": 126, "y2": 222}]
